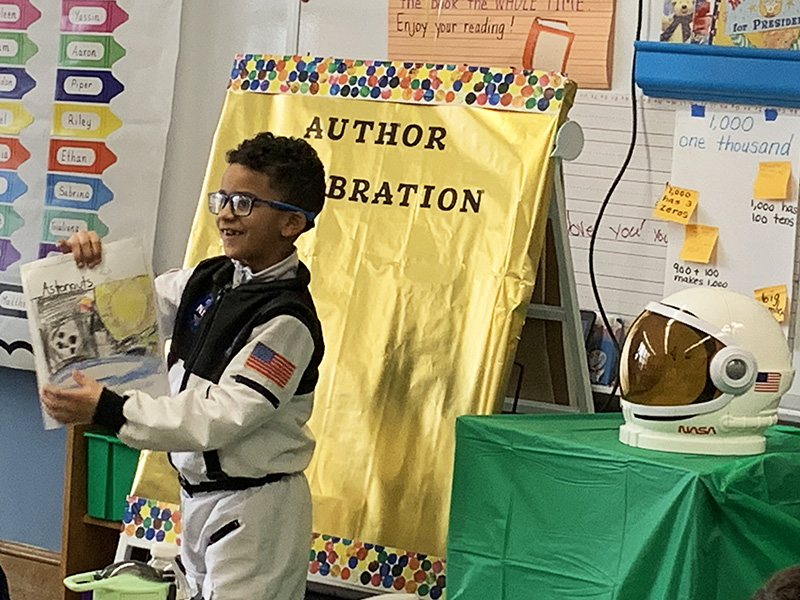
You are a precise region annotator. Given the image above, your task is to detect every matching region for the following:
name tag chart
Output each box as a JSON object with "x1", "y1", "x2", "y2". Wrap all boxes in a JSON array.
[{"x1": 0, "y1": 0, "x2": 181, "y2": 369}]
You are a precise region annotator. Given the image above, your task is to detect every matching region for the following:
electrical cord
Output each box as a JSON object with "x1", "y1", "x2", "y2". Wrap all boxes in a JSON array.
[{"x1": 587, "y1": 0, "x2": 645, "y2": 412}]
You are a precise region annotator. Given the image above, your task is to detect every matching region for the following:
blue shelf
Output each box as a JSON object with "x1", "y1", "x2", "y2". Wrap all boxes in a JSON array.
[{"x1": 634, "y1": 41, "x2": 800, "y2": 107}]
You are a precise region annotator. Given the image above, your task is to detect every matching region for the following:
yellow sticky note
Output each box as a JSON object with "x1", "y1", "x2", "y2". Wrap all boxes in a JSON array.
[
  {"x1": 653, "y1": 183, "x2": 699, "y2": 224},
  {"x1": 680, "y1": 224, "x2": 718, "y2": 263},
  {"x1": 753, "y1": 161, "x2": 791, "y2": 200},
  {"x1": 754, "y1": 284, "x2": 788, "y2": 323}
]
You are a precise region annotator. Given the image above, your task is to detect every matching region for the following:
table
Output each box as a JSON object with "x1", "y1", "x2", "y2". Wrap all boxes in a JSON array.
[{"x1": 447, "y1": 413, "x2": 800, "y2": 600}]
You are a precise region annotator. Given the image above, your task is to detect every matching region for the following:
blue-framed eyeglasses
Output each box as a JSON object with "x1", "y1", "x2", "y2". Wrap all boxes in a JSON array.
[{"x1": 208, "y1": 191, "x2": 316, "y2": 226}]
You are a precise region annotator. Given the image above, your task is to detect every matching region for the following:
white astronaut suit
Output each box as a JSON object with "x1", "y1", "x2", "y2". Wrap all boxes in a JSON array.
[{"x1": 94, "y1": 252, "x2": 321, "y2": 600}]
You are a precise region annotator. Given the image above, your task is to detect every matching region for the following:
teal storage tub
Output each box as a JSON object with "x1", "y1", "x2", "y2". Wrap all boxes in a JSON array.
[{"x1": 85, "y1": 431, "x2": 140, "y2": 521}]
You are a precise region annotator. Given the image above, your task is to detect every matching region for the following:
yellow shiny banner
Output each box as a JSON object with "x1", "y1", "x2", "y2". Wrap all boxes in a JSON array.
[{"x1": 184, "y1": 58, "x2": 574, "y2": 555}]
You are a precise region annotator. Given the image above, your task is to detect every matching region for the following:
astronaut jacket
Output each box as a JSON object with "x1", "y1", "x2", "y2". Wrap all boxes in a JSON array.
[{"x1": 94, "y1": 252, "x2": 324, "y2": 487}]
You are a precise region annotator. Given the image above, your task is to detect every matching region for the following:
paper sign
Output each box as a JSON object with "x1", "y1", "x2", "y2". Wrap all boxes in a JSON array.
[
  {"x1": 59, "y1": 34, "x2": 126, "y2": 69},
  {"x1": 0, "y1": 66, "x2": 35, "y2": 100},
  {"x1": 41, "y1": 208, "x2": 108, "y2": 242},
  {"x1": 0, "y1": 100, "x2": 32, "y2": 134},
  {"x1": 0, "y1": 169, "x2": 27, "y2": 203},
  {"x1": 754, "y1": 161, "x2": 791, "y2": 200},
  {"x1": 0, "y1": 237, "x2": 20, "y2": 270},
  {"x1": 20, "y1": 238, "x2": 168, "y2": 429},
  {"x1": 654, "y1": 183, "x2": 699, "y2": 224},
  {"x1": 0, "y1": 203, "x2": 23, "y2": 237},
  {"x1": 61, "y1": 0, "x2": 129, "y2": 34},
  {"x1": 48, "y1": 138, "x2": 117, "y2": 174},
  {"x1": 55, "y1": 68, "x2": 124, "y2": 103},
  {"x1": 754, "y1": 284, "x2": 788, "y2": 322},
  {"x1": 0, "y1": 32, "x2": 38, "y2": 65},
  {"x1": 51, "y1": 102, "x2": 122, "y2": 138},
  {"x1": 680, "y1": 224, "x2": 718, "y2": 263},
  {"x1": 0, "y1": 0, "x2": 42, "y2": 30},
  {"x1": 0, "y1": 135, "x2": 29, "y2": 168}
]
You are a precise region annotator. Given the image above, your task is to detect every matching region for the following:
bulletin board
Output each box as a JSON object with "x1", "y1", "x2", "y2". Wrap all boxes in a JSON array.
[
  {"x1": 183, "y1": 54, "x2": 575, "y2": 558},
  {"x1": 0, "y1": 0, "x2": 181, "y2": 371}
]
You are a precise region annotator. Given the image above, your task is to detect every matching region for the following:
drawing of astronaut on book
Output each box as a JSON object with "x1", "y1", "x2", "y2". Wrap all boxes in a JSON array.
[
  {"x1": 661, "y1": 0, "x2": 714, "y2": 43},
  {"x1": 712, "y1": 0, "x2": 800, "y2": 49}
]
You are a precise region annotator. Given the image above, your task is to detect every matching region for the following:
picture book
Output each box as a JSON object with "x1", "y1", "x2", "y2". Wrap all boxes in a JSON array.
[
  {"x1": 20, "y1": 238, "x2": 168, "y2": 429},
  {"x1": 712, "y1": 0, "x2": 800, "y2": 48},
  {"x1": 661, "y1": 0, "x2": 715, "y2": 44}
]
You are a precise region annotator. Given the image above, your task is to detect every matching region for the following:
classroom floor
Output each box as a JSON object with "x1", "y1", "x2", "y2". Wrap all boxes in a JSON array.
[{"x1": 305, "y1": 581, "x2": 374, "y2": 599}]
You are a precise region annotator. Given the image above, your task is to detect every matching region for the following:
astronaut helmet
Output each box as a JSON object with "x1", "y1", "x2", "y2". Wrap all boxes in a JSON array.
[{"x1": 619, "y1": 287, "x2": 794, "y2": 455}]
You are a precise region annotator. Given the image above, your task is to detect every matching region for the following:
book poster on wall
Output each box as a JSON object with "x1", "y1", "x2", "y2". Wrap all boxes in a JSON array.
[
  {"x1": 388, "y1": 0, "x2": 615, "y2": 89},
  {"x1": 716, "y1": 0, "x2": 800, "y2": 48},
  {"x1": 0, "y1": 0, "x2": 182, "y2": 371}
]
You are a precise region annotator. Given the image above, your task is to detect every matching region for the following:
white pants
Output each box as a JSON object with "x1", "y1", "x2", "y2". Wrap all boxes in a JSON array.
[{"x1": 180, "y1": 473, "x2": 312, "y2": 600}]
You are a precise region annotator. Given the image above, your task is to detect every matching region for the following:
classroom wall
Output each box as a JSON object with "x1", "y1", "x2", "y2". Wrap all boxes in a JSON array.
[
  {"x1": 0, "y1": 367, "x2": 65, "y2": 551},
  {"x1": 0, "y1": 0, "x2": 641, "y2": 552}
]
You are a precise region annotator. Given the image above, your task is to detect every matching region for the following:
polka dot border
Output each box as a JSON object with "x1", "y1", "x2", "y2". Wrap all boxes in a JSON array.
[
  {"x1": 228, "y1": 54, "x2": 567, "y2": 114},
  {"x1": 308, "y1": 533, "x2": 445, "y2": 598},
  {"x1": 122, "y1": 496, "x2": 182, "y2": 546}
]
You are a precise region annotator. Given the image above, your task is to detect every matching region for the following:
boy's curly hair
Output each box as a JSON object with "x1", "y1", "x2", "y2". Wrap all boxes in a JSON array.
[
  {"x1": 226, "y1": 132, "x2": 326, "y2": 216},
  {"x1": 751, "y1": 565, "x2": 800, "y2": 600}
]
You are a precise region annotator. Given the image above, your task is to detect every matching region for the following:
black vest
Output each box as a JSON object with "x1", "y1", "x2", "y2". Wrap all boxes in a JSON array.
[{"x1": 170, "y1": 256, "x2": 324, "y2": 396}]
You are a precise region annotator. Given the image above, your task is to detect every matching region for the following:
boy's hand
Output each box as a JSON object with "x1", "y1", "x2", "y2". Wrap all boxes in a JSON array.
[
  {"x1": 41, "y1": 370, "x2": 103, "y2": 425},
  {"x1": 57, "y1": 230, "x2": 103, "y2": 268}
]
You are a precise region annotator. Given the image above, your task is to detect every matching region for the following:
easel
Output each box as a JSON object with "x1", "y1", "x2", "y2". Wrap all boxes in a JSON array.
[{"x1": 505, "y1": 121, "x2": 594, "y2": 414}]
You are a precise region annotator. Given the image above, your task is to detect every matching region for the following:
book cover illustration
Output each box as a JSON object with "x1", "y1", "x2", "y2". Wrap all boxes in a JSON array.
[
  {"x1": 522, "y1": 18, "x2": 576, "y2": 73},
  {"x1": 20, "y1": 238, "x2": 168, "y2": 428},
  {"x1": 661, "y1": 0, "x2": 715, "y2": 43},
  {"x1": 712, "y1": 0, "x2": 800, "y2": 47},
  {"x1": 586, "y1": 318, "x2": 625, "y2": 387}
]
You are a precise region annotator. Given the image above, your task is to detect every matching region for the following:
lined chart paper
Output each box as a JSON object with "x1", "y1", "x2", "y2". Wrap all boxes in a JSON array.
[{"x1": 563, "y1": 91, "x2": 676, "y2": 321}]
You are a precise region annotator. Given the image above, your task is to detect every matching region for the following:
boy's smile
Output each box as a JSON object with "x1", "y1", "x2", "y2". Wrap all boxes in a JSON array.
[{"x1": 216, "y1": 163, "x2": 298, "y2": 272}]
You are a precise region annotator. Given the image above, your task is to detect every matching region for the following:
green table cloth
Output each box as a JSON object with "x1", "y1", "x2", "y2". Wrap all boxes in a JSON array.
[{"x1": 447, "y1": 413, "x2": 800, "y2": 600}]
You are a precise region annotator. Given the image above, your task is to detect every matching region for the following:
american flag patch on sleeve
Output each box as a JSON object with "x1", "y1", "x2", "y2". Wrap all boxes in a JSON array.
[
  {"x1": 754, "y1": 371, "x2": 781, "y2": 393},
  {"x1": 244, "y1": 342, "x2": 296, "y2": 388}
]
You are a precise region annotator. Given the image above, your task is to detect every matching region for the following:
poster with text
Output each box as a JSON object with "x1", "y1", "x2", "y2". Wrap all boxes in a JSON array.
[
  {"x1": 663, "y1": 107, "x2": 800, "y2": 317},
  {"x1": 388, "y1": 0, "x2": 614, "y2": 88},
  {"x1": 0, "y1": 0, "x2": 181, "y2": 370}
]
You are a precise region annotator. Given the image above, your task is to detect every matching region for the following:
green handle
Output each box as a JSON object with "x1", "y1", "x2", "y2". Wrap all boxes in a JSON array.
[{"x1": 63, "y1": 572, "x2": 99, "y2": 592}]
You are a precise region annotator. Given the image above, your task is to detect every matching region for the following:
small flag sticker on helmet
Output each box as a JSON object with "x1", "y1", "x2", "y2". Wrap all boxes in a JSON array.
[
  {"x1": 245, "y1": 342, "x2": 295, "y2": 388},
  {"x1": 754, "y1": 371, "x2": 781, "y2": 393}
]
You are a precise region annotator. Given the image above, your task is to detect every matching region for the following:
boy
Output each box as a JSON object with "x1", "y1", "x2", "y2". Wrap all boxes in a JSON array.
[
  {"x1": 750, "y1": 564, "x2": 800, "y2": 600},
  {"x1": 41, "y1": 132, "x2": 326, "y2": 600}
]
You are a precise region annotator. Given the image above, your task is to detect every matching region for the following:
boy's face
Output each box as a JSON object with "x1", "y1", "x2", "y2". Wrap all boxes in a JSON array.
[{"x1": 216, "y1": 163, "x2": 301, "y2": 272}]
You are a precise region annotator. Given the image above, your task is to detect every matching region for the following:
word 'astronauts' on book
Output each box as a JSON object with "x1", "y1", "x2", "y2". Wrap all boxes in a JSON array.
[{"x1": 41, "y1": 275, "x2": 95, "y2": 297}]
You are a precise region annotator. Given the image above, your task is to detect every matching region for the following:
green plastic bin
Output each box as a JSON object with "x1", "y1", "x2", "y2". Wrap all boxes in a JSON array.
[{"x1": 85, "y1": 431, "x2": 140, "y2": 521}]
